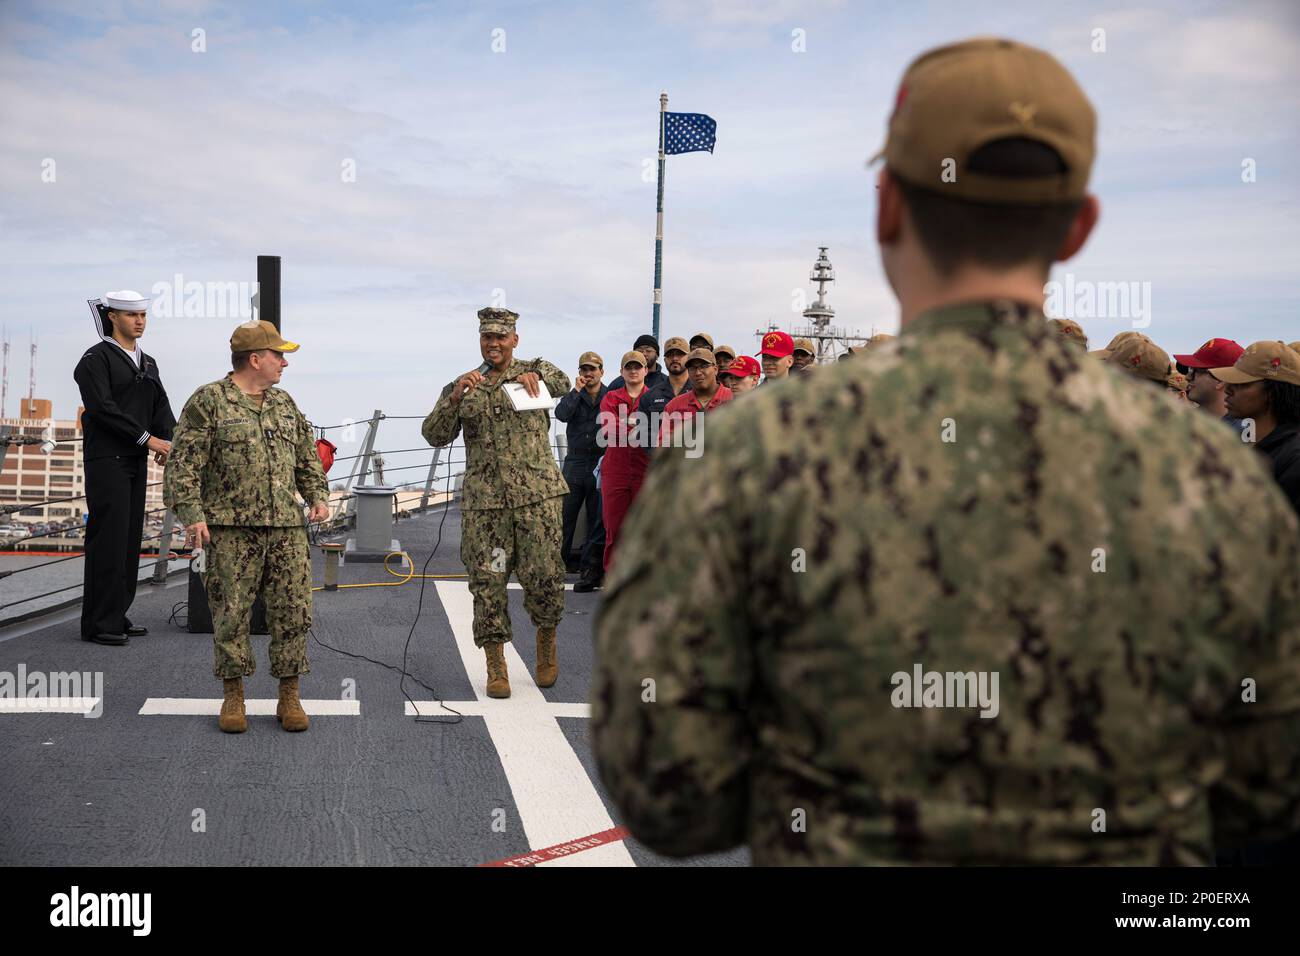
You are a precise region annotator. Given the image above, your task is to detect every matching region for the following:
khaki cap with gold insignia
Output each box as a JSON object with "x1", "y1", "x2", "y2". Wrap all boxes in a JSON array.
[
  {"x1": 230, "y1": 319, "x2": 299, "y2": 353},
  {"x1": 1047, "y1": 318, "x2": 1088, "y2": 349},
  {"x1": 713, "y1": 344, "x2": 736, "y2": 361},
  {"x1": 1211, "y1": 340, "x2": 1300, "y2": 387},
  {"x1": 793, "y1": 338, "x2": 815, "y2": 355},
  {"x1": 685, "y1": 347, "x2": 715, "y2": 366},
  {"x1": 579, "y1": 351, "x2": 603, "y2": 368},
  {"x1": 1104, "y1": 336, "x2": 1170, "y2": 384},
  {"x1": 689, "y1": 332, "x2": 714, "y2": 350},
  {"x1": 1088, "y1": 330, "x2": 1147, "y2": 360},
  {"x1": 663, "y1": 336, "x2": 690, "y2": 355},
  {"x1": 877, "y1": 37, "x2": 1096, "y2": 204},
  {"x1": 620, "y1": 350, "x2": 647, "y2": 369},
  {"x1": 478, "y1": 307, "x2": 519, "y2": 335}
]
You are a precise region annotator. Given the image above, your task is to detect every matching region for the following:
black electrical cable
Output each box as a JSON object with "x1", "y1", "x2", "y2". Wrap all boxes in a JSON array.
[{"x1": 308, "y1": 464, "x2": 463, "y2": 724}]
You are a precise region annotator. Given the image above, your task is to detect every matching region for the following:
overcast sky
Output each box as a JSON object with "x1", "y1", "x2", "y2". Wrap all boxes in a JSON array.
[{"x1": 2, "y1": 0, "x2": 1298, "y2": 475}]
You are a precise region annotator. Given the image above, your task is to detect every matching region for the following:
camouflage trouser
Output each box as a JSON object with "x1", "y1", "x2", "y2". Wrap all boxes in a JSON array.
[
  {"x1": 462, "y1": 498, "x2": 564, "y2": 647},
  {"x1": 203, "y1": 525, "x2": 312, "y2": 679}
]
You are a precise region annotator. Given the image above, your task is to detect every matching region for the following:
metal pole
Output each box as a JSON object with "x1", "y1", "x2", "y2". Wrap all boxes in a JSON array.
[
  {"x1": 345, "y1": 409, "x2": 382, "y2": 491},
  {"x1": 257, "y1": 256, "x2": 281, "y2": 331},
  {"x1": 652, "y1": 91, "x2": 667, "y2": 343},
  {"x1": 420, "y1": 447, "x2": 443, "y2": 511},
  {"x1": 151, "y1": 508, "x2": 174, "y2": 584}
]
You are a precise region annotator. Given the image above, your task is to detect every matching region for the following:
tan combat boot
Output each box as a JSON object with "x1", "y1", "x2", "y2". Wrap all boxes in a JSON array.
[
  {"x1": 485, "y1": 643, "x2": 511, "y2": 699},
  {"x1": 535, "y1": 626, "x2": 558, "y2": 688},
  {"x1": 276, "y1": 676, "x2": 310, "y2": 732},
  {"x1": 219, "y1": 677, "x2": 247, "y2": 734}
]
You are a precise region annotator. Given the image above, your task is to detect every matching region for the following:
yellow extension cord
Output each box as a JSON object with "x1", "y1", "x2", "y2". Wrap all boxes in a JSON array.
[{"x1": 310, "y1": 550, "x2": 468, "y2": 591}]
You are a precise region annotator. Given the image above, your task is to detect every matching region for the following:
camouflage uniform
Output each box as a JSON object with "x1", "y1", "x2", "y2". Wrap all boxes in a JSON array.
[
  {"x1": 593, "y1": 300, "x2": 1300, "y2": 865},
  {"x1": 168, "y1": 374, "x2": 329, "y2": 679},
  {"x1": 423, "y1": 350, "x2": 570, "y2": 647}
]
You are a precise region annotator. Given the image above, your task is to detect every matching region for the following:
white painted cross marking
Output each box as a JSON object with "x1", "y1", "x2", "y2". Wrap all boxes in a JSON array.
[
  {"x1": 422, "y1": 580, "x2": 634, "y2": 867},
  {"x1": 138, "y1": 699, "x2": 360, "y2": 716}
]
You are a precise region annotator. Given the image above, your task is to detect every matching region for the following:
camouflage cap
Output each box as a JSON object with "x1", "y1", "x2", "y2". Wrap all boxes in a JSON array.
[
  {"x1": 1104, "y1": 336, "x2": 1171, "y2": 384},
  {"x1": 793, "y1": 337, "x2": 815, "y2": 355},
  {"x1": 1047, "y1": 318, "x2": 1088, "y2": 349},
  {"x1": 578, "y1": 350, "x2": 603, "y2": 369},
  {"x1": 1088, "y1": 330, "x2": 1147, "y2": 360},
  {"x1": 663, "y1": 336, "x2": 690, "y2": 356},
  {"x1": 478, "y1": 307, "x2": 519, "y2": 335},
  {"x1": 685, "y1": 347, "x2": 716, "y2": 367},
  {"x1": 878, "y1": 38, "x2": 1096, "y2": 203},
  {"x1": 230, "y1": 319, "x2": 299, "y2": 354},
  {"x1": 1211, "y1": 340, "x2": 1300, "y2": 387}
]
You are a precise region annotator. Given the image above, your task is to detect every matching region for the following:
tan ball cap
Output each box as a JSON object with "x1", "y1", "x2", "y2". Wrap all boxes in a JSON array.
[
  {"x1": 1088, "y1": 330, "x2": 1147, "y2": 360},
  {"x1": 663, "y1": 336, "x2": 690, "y2": 355},
  {"x1": 685, "y1": 347, "x2": 716, "y2": 366},
  {"x1": 1211, "y1": 341, "x2": 1300, "y2": 387},
  {"x1": 620, "y1": 350, "x2": 647, "y2": 369},
  {"x1": 1047, "y1": 318, "x2": 1088, "y2": 349},
  {"x1": 230, "y1": 319, "x2": 299, "y2": 353},
  {"x1": 578, "y1": 351, "x2": 603, "y2": 368},
  {"x1": 1104, "y1": 336, "x2": 1170, "y2": 384},
  {"x1": 877, "y1": 37, "x2": 1096, "y2": 204}
]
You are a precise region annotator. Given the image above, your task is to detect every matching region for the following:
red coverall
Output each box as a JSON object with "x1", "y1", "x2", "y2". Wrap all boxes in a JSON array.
[{"x1": 599, "y1": 386, "x2": 651, "y2": 572}]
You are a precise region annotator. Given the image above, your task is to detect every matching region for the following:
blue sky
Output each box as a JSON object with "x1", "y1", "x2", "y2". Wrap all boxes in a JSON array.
[{"x1": 2, "y1": 0, "x2": 1298, "y2": 475}]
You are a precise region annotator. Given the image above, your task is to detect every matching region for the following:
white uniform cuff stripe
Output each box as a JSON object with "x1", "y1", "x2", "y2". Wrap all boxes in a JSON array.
[{"x1": 138, "y1": 432, "x2": 150, "y2": 445}]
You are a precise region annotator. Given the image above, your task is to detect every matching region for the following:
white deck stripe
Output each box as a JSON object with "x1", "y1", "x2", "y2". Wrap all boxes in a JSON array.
[
  {"x1": 138, "y1": 699, "x2": 360, "y2": 716},
  {"x1": 506, "y1": 583, "x2": 575, "y2": 591},
  {"x1": 433, "y1": 580, "x2": 634, "y2": 867},
  {"x1": 0, "y1": 697, "x2": 101, "y2": 715},
  {"x1": 406, "y1": 701, "x2": 590, "y2": 719}
]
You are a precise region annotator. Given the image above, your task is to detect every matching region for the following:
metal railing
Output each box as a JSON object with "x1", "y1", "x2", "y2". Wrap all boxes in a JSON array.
[{"x1": 0, "y1": 406, "x2": 574, "y2": 627}]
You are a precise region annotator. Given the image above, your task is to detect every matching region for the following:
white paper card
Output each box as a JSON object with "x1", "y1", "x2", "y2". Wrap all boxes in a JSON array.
[{"x1": 503, "y1": 380, "x2": 555, "y2": 411}]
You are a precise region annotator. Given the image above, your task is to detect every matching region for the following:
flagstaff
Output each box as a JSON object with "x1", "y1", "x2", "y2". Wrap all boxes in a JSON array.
[
  {"x1": 649, "y1": 94, "x2": 717, "y2": 344},
  {"x1": 652, "y1": 91, "x2": 667, "y2": 342}
]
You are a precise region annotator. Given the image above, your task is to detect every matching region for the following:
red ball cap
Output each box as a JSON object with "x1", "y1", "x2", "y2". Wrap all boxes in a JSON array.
[
  {"x1": 759, "y1": 330, "x2": 794, "y2": 358},
  {"x1": 1173, "y1": 337, "x2": 1244, "y2": 369},
  {"x1": 724, "y1": 355, "x2": 762, "y2": 378}
]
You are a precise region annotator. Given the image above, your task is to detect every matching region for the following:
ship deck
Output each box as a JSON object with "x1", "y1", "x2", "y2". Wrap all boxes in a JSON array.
[{"x1": 0, "y1": 503, "x2": 747, "y2": 867}]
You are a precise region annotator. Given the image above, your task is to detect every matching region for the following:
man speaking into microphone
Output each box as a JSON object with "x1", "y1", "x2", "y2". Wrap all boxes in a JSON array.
[{"x1": 423, "y1": 307, "x2": 570, "y2": 699}]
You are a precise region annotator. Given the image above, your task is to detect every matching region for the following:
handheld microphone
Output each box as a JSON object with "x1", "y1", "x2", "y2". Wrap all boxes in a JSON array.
[{"x1": 476, "y1": 361, "x2": 492, "y2": 375}]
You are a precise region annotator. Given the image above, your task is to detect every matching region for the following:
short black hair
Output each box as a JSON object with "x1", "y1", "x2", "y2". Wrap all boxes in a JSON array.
[
  {"x1": 232, "y1": 350, "x2": 253, "y2": 371},
  {"x1": 1263, "y1": 380, "x2": 1300, "y2": 425},
  {"x1": 894, "y1": 138, "x2": 1084, "y2": 278}
]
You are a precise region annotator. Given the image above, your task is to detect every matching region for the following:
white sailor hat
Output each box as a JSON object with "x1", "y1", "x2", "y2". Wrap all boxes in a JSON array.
[{"x1": 103, "y1": 290, "x2": 150, "y2": 313}]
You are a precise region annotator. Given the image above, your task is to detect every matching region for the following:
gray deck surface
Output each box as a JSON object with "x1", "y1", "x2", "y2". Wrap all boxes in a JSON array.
[{"x1": 0, "y1": 504, "x2": 747, "y2": 867}]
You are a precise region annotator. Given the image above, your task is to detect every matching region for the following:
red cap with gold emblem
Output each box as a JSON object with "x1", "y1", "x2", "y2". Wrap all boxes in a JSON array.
[
  {"x1": 723, "y1": 355, "x2": 762, "y2": 378},
  {"x1": 1172, "y1": 337, "x2": 1244, "y2": 369},
  {"x1": 758, "y1": 330, "x2": 794, "y2": 358}
]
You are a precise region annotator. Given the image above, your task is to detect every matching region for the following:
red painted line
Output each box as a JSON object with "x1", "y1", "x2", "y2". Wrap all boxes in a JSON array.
[{"x1": 479, "y1": 826, "x2": 631, "y2": 867}]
